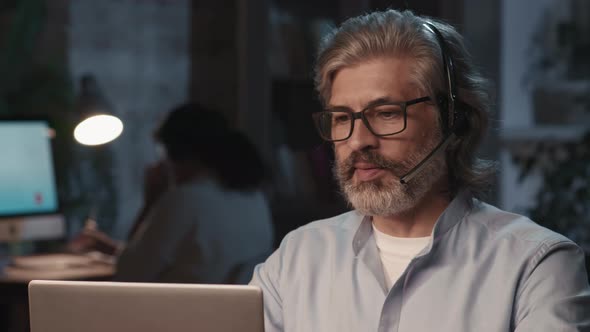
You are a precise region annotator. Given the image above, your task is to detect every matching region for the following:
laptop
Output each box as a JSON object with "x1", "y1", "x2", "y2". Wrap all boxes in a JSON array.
[{"x1": 28, "y1": 280, "x2": 265, "y2": 332}]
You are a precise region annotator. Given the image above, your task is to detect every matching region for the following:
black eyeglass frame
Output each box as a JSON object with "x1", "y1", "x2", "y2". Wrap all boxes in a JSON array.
[{"x1": 312, "y1": 96, "x2": 431, "y2": 142}]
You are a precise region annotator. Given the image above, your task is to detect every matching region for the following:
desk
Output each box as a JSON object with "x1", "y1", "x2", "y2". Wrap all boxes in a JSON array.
[{"x1": 0, "y1": 253, "x2": 115, "y2": 332}]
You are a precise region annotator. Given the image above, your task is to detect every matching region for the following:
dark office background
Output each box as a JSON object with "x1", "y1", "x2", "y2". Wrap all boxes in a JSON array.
[
  {"x1": 1, "y1": 1, "x2": 589, "y2": 332},
  {"x1": 0, "y1": 0, "x2": 588, "y2": 283}
]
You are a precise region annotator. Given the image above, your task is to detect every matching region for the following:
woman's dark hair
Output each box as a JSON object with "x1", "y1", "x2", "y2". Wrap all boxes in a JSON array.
[{"x1": 154, "y1": 102, "x2": 267, "y2": 191}]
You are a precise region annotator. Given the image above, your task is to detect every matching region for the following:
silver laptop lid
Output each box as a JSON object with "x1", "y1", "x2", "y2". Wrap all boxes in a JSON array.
[{"x1": 29, "y1": 280, "x2": 264, "y2": 332}]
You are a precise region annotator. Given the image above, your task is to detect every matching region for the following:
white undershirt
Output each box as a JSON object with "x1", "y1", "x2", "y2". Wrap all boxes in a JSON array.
[{"x1": 372, "y1": 224, "x2": 431, "y2": 289}]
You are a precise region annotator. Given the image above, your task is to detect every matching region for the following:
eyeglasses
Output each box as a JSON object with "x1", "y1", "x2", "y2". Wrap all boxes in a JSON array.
[{"x1": 312, "y1": 96, "x2": 431, "y2": 142}]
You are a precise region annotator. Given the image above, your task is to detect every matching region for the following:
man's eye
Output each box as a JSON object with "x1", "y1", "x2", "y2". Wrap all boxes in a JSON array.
[
  {"x1": 332, "y1": 114, "x2": 350, "y2": 124},
  {"x1": 371, "y1": 106, "x2": 403, "y2": 120}
]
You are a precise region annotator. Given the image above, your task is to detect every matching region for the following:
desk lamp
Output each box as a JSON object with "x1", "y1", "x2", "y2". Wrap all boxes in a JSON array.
[
  {"x1": 73, "y1": 74, "x2": 123, "y2": 146},
  {"x1": 73, "y1": 74, "x2": 123, "y2": 234}
]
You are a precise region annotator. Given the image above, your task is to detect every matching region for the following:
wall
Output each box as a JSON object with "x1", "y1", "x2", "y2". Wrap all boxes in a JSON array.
[
  {"x1": 499, "y1": 0, "x2": 556, "y2": 213},
  {"x1": 69, "y1": 0, "x2": 190, "y2": 238}
]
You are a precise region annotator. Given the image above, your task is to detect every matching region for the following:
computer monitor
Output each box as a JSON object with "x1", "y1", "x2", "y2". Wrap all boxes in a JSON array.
[{"x1": 0, "y1": 119, "x2": 65, "y2": 242}]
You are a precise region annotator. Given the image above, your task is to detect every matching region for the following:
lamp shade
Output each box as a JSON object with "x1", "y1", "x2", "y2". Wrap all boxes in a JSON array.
[{"x1": 73, "y1": 74, "x2": 123, "y2": 146}]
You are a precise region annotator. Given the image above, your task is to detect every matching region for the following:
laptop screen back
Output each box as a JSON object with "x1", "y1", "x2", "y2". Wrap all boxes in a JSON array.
[{"x1": 28, "y1": 280, "x2": 264, "y2": 332}]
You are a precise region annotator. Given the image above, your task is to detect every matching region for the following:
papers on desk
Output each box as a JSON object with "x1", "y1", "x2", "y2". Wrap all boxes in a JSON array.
[
  {"x1": 11, "y1": 254, "x2": 95, "y2": 270},
  {"x1": 1, "y1": 253, "x2": 115, "y2": 282}
]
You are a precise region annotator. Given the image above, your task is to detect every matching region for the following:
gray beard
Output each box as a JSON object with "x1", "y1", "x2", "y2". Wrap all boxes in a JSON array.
[{"x1": 334, "y1": 136, "x2": 446, "y2": 217}]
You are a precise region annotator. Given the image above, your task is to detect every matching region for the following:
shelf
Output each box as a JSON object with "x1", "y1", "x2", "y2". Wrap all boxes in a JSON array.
[{"x1": 499, "y1": 125, "x2": 589, "y2": 143}]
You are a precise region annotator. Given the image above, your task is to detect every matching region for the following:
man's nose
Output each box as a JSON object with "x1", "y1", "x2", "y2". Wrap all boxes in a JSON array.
[{"x1": 346, "y1": 117, "x2": 379, "y2": 151}]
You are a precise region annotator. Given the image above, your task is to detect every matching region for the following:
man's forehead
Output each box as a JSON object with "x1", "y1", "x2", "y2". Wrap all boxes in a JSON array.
[{"x1": 328, "y1": 57, "x2": 422, "y2": 107}]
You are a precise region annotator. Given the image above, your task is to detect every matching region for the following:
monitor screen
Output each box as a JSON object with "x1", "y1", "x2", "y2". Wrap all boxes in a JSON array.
[{"x1": 0, "y1": 120, "x2": 59, "y2": 217}]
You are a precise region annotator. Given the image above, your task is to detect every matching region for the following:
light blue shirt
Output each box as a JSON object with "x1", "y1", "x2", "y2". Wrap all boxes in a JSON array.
[{"x1": 251, "y1": 192, "x2": 590, "y2": 331}]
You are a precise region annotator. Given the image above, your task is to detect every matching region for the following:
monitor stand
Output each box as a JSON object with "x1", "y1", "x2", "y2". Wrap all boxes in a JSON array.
[{"x1": 0, "y1": 214, "x2": 65, "y2": 242}]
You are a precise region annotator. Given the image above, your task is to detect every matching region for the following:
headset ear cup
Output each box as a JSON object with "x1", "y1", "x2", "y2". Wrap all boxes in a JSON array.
[
  {"x1": 436, "y1": 94, "x2": 448, "y2": 113},
  {"x1": 453, "y1": 109, "x2": 469, "y2": 136},
  {"x1": 436, "y1": 94, "x2": 450, "y2": 135}
]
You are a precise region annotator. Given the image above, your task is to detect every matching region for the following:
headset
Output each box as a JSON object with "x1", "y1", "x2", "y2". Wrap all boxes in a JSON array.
[{"x1": 399, "y1": 22, "x2": 468, "y2": 184}]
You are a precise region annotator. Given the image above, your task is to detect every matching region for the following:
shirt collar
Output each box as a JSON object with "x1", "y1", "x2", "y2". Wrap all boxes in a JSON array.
[{"x1": 352, "y1": 190, "x2": 473, "y2": 256}]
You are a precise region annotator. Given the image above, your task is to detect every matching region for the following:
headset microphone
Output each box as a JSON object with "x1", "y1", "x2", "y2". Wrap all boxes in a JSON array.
[
  {"x1": 399, "y1": 133, "x2": 455, "y2": 185},
  {"x1": 399, "y1": 22, "x2": 466, "y2": 185}
]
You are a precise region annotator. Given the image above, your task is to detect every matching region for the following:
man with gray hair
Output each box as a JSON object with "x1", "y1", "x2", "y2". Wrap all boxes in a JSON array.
[{"x1": 251, "y1": 9, "x2": 590, "y2": 331}]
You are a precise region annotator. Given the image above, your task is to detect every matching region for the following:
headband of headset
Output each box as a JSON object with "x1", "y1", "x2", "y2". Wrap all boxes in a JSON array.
[{"x1": 422, "y1": 22, "x2": 467, "y2": 136}]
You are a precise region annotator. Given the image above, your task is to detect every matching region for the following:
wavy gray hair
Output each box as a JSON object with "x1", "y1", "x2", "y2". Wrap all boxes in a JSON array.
[{"x1": 314, "y1": 9, "x2": 495, "y2": 198}]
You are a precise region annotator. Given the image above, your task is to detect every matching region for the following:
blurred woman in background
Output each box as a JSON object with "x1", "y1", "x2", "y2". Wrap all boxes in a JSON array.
[{"x1": 72, "y1": 102, "x2": 274, "y2": 284}]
